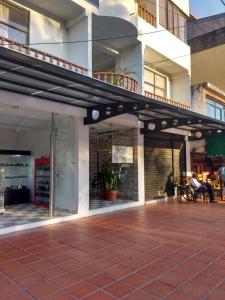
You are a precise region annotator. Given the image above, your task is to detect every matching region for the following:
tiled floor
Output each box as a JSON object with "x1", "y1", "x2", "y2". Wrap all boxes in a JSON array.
[
  {"x1": 0, "y1": 204, "x2": 71, "y2": 229},
  {"x1": 0, "y1": 201, "x2": 225, "y2": 299}
]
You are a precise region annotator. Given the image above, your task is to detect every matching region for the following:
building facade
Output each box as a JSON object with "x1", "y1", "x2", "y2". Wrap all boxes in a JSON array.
[
  {"x1": 1, "y1": 0, "x2": 224, "y2": 232},
  {"x1": 188, "y1": 13, "x2": 225, "y2": 178}
]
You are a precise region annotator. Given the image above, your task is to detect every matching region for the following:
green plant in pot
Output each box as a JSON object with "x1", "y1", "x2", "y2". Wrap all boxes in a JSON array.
[{"x1": 102, "y1": 162, "x2": 120, "y2": 201}]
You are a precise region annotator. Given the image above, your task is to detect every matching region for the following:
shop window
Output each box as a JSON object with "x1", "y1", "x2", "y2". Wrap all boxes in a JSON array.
[
  {"x1": 0, "y1": 0, "x2": 29, "y2": 44},
  {"x1": 159, "y1": 0, "x2": 187, "y2": 42},
  {"x1": 144, "y1": 68, "x2": 167, "y2": 97},
  {"x1": 206, "y1": 97, "x2": 225, "y2": 122}
]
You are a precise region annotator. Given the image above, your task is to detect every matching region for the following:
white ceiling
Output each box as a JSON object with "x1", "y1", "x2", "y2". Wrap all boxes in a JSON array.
[{"x1": 0, "y1": 106, "x2": 51, "y2": 131}]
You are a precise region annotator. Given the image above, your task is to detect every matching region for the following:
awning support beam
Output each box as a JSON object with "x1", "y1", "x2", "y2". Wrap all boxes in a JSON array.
[
  {"x1": 84, "y1": 102, "x2": 161, "y2": 125},
  {"x1": 141, "y1": 117, "x2": 223, "y2": 134}
]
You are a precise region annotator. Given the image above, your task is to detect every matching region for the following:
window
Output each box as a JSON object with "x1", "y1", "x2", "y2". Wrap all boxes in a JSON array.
[
  {"x1": 144, "y1": 69, "x2": 167, "y2": 97},
  {"x1": 159, "y1": 0, "x2": 187, "y2": 42},
  {"x1": 206, "y1": 97, "x2": 225, "y2": 122},
  {"x1": 0, "y1": 0, "x2": 29, "y2": 44}
]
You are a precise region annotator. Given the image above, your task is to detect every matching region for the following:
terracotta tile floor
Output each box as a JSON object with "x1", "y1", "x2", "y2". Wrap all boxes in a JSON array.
[{"x1": 0, "y1": 201, "x2": 225, "y2": 299}]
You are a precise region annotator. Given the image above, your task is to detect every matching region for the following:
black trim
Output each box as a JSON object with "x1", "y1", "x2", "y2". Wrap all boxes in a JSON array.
[{"x1": 0, "y1": 149, "x2": 31, "y2": 156}]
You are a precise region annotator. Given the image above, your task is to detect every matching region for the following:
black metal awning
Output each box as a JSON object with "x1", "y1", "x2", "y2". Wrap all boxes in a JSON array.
[{"x1": 0, "y1": 46, "x2": 225, "y2": 139}]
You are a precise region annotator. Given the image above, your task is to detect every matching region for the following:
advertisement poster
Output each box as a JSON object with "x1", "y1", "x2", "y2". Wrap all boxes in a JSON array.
[{"x1": 112, "y1": 146, "x2": 133, "y2": 164}]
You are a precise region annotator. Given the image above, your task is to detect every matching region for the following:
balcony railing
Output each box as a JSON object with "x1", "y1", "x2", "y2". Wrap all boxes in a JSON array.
[
  {"x1": 0, "y1": 37, "x2": 88, "y2": 75},
  {"x1": 138, "y1": 5, "x2": 156, "y2": 27},
  {"x1": 93, "y1": 72, "x2": 138, "y2": 93},
  {"x1": 144, "y1": 91, "x2": 191, "y2": 110}
]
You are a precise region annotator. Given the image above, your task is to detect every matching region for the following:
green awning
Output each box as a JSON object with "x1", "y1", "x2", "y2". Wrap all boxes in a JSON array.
[{"x1": 206, "y1": 135, "x2": 225, "y2": 157}]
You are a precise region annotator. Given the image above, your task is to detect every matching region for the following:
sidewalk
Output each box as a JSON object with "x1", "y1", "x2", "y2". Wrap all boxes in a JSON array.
[{"x1": 0, "y1": 202, "x2": 225, "y2": 299}]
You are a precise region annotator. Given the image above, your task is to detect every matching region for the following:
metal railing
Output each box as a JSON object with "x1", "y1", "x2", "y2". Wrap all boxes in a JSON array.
[
  {"x1": 0, "y1": 36, "x2": 88, "y2": 75},
  {"x1": 144, "y1": 91, "x2": 191, "y2": 110},
  {"x1": 138, "y1": 4, "x2": 156, "y2": 27},
  {"x1": 93, "y1": 72, "x2": 138, "y2": 93}
]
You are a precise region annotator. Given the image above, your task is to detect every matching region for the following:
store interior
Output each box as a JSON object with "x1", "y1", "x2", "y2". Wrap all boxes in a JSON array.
[
  {"x1": 0, "y1": 105, "x2": 74, "y2": 229},
  {"x1": 89, "y1": 123, "x2": 138, "y2": 209}
]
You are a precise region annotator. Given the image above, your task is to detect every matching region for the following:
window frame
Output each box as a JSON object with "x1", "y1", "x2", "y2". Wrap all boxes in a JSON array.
[
  {"x1": 159, "y1": 0, "x2": 187, "y2": 42},
  {"x1": 0, "y1": 0, "x2": 30, "y2": 44},
  {"x1": 144, "y1": 67, "x2": 167, "y2": 98},
  {"x1": 206, "y1": 97, "x2": 225, "y2": 122}
]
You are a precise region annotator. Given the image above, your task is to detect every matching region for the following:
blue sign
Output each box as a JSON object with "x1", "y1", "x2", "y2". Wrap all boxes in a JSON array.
[{"x1": 86, "y1": 0, "x2": 99, "y2": 7}]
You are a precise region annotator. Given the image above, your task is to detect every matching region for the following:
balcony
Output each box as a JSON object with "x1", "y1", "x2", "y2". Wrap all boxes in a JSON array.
[
  {"x1": 0, "y1": 37, "x2": 88, "y2": 75},
  {"x1": 138, "y1": 4, "x2": 156, "y2": 27},
  {"x1": 144, "y1": 91, "x2": 191, "y2": 110},
  {"x1": 93, "y1": 72, "x2": 138, "y2": 93}
]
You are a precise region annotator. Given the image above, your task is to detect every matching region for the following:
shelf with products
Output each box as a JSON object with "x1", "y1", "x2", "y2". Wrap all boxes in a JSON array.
[
  {"x1": 0, "y1": 152, "x2": 31, "y2": 205},
  {"x1": 34, "y1": 157, "x2": 50, "y2": 208}
]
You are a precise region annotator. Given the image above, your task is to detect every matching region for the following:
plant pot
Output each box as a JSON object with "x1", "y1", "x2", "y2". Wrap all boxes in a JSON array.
[{"x1": 104, "y1": 191, "x2": 118, "y2": 201}]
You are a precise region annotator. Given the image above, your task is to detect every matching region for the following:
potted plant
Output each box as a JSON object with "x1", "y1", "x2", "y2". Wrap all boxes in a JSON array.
[{"x1": 101, "y1": 162, "x2": 120, "y2": 201}]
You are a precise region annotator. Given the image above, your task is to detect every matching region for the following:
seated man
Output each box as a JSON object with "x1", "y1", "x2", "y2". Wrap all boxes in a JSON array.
[{"x1": 189, "y1": 173, "x2": 215, "y2": 203}]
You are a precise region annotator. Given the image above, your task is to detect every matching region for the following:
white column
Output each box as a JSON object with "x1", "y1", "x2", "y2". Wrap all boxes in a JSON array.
[
  {"x1": 185, "y1": 136, "x2": 192, "y2": 176},
  {"x1": 137, "y1": 122, "x2": 145, "y2": 204},
  {"x1": 74, "y1": 116, "x2": 90, "y2": 216}
]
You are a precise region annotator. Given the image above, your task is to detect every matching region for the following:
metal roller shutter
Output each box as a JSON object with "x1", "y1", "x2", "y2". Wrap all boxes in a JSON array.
[{"x1": 144, "y1": 136, "x2": 185, "y2": 200}]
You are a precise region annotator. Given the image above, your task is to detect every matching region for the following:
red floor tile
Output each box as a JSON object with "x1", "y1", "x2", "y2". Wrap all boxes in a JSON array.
[
  {"x1": 104, "y1": 280, "x2": 134, "y2": 298},
  {"x1": 83, "y1": 291, "x2": 116, "y2": 300},
  {"x1": 65, "y1": 281, "x2": 97, "y2": 298},
  {"x1": 87, "y1": 272, "x2": 115, "y2": 288},
  {"x1": 125, "y1": 290, "x2": 159, "y2": 300},
  {"x1": 180, "y1": 279, "x2": 212, "y2": 298},
  {"x1": 50, "y1": 273, "x2": 81, "y2": 288},
  {"x1": 142, "y1": 280, "x2": 175, "y2": 297}
]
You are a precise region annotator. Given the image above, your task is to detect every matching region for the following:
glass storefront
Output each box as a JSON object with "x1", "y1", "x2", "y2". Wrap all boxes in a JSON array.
[{"x1": 0, "y1": 106, "x2": 77, "y2": 227}]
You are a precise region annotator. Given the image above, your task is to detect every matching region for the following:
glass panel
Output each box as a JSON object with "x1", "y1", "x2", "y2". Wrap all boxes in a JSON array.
[
  {"x1": 144, "y1": 69, "x2": 154, "y2": 84},
  {"x1": 168, "y1": 1, "x2": 174, "y2": 34},
  {"x1": 0, "y1": 2, "x2": 9, "y2": 24},
  {"x1": 144, "y1": 83, "x2": 154, "y2": 93},
  {"x1": 155, "y1": 87, "x2": 166, "y2": 97},
  {"x1": 0, "y1": 22, "x2": 8, "y2": 38},
  {"x1": 8, "y1": 4, "x2": 29, "y2": 32},
  {"x1": 8, "y1": 26, "x2": 27, "y2": 43},
  {"x1": 159, "y1": 0, "x2": 167, "y2": 28},
  {"x1": 155, "y1": 74, "x2": 166, "y2": 89},
  {"x1": 179, "y1": 12, "x2": 186, "y2": 42},
  {"x1": 215, "y1": 107, "x2": 222, "y2": 120},
  {"x1": 55, "y1": 114, "x2": 75, "y2": 214},
  {"x1": 173, "y1": 6, "x2": 179, "y2": 37}
]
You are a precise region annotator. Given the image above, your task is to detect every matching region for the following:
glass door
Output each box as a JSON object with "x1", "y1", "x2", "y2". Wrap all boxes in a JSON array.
[{"x1": 54, "y1": 114, "x2": 75, "y2": 215}]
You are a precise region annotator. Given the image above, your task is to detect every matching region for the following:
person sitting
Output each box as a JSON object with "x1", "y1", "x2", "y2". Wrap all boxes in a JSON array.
[
  {"x1": 189, "y1": 173, "x2": 215, "y2": 203},
  {"x1": 207, "y1": 168, "x2": 218, "y2": 182}
]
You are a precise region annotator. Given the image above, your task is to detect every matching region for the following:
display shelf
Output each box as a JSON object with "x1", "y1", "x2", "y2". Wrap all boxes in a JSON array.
[{"x1": 34, "y1": 157, "x2": 50, "y2": 208}]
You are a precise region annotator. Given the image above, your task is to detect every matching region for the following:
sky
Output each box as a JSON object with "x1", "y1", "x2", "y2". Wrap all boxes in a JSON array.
[{"x1": 190, "y1": 0, "x2": 225, "y2": 18}]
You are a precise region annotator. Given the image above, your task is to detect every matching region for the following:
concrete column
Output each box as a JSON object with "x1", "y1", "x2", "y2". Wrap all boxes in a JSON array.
[
  {"x1": 137, "y1": 122, "x2": 145, "y2": 204},
  {"x1": 74, "y1": 117, "x2": 90, "y2": 216},
  {"x1": 185, "y1": 136, "x2": 192, "y2": 176}
]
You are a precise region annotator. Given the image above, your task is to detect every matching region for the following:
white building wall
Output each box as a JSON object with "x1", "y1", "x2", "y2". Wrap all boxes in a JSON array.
[
  {"x1": 29, "y1": 10, "x2": 67, "y2": 59},
  {"x1": 172, "y1": 71, "x2": 191, "y2": 106},
  {"x1": 116, "y1": 42, "x2": 144, "y2": 94},
  {"x1": 68, "y1": 14, "x2": 92, "y2": 74},
  {"x1": 99, "y1": 0, "x2": 137, "y2": 28}
]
